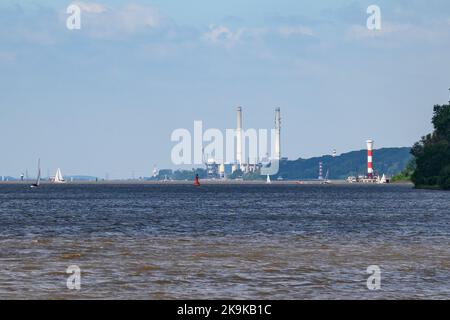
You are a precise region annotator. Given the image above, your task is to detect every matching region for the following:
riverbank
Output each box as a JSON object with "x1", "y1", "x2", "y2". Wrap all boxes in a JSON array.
[
  {"x1": 413, "y1": 184, "x2": 446, "y2": 190},
  {"x1": 0, "y1": 180, "x2": 414, "y2": 186}
]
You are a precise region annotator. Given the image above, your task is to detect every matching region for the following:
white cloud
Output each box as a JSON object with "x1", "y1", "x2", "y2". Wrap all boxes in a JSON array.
[
  {"x1": 346, "y1": 23, "x2": 410, "y2": 40},
  {"x1": 203, "y1": 25, "x2": 244, "y2": 48},
  {"x1": 72, "y1": 1, "x2": 107, "y2": 14},
  {"x1": 78, "y1": 4, "x2": 162, "y2": 38},
  {"x1": 278, "y1": 26, "x2": 314, "y2": 38},
  {"x1": 116, "y1": 4, "x2": 161, "y2": 32},
  {"x1": 346, "y1": 22, "x2": 449, "y2": 45},
  {"x1": 203, "y1": 24, "x2": 315, "y2": 48}
]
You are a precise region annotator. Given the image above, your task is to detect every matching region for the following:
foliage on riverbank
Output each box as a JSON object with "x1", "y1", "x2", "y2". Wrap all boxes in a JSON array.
[
  {"x1": 411, "y1": 103, "x2": 450, "y2": 190},
  {"x1": 391, "y1": 160, "x2": 415, "y2": 182}
]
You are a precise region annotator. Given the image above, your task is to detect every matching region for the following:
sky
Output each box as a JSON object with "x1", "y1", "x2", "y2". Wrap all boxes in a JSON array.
[{"x1": 1, "y1": 0, "x2": 450, "y2": 178}]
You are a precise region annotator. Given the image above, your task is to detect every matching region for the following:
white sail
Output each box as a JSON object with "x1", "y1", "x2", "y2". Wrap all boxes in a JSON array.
[
  {"x1": 54, "y1": 168, "x2": 65, "y2": 183},
  {"x1": 36, "y1": 159, "x2": 41, "y2": 186},
  {"x1": 31, "y1": 159, "x2": 41, "y2": 188},
  {"x1": 266, "y1": 175, "x2": 271, "y2": 184}
]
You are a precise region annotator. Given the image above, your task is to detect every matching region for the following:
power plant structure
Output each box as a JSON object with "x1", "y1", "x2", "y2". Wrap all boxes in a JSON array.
[
  {"x1": 236, "y1": 106, "x2": 243, "y2": 166},
  {"x1": 204, "y1": 106, "x2": 283, "y2": 179},
  {"x1": 274, "y1": 107, "x2": 281, "y2": 160}
]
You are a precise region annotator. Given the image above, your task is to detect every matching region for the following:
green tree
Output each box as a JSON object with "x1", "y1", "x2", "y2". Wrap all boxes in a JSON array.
[
  {"x1": 411, "y1": 104, "x2": 450, "y2": 189},
  {"x1": 391, "y1": 159, "x2": 416, "y2": 182}
]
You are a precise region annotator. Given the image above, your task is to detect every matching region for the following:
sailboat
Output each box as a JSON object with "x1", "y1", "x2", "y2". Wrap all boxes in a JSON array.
[
  {"x1": 378, "y1": 174, "x2": 387, "y2": 184},
  {"x1": 320, "y1": 169, "x2": 330, "y2": 184},
  {"x1": 54, "y1": 168, "x2": 65, "y2": 183},
  {"x1": 266, "y1": 175, "x2": 271, "y2": 184},
  {"x1": 30, "y1": 159, "x2": 41, "y2": 188},
  {"x1": 323, "y1": 169, "x2": 331, "y2": 184}
]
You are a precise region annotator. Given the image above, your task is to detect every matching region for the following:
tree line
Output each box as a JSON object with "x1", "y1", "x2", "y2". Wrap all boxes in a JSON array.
[{"x1": 410, "y1": 102, "x2": 450, "y2": 189}]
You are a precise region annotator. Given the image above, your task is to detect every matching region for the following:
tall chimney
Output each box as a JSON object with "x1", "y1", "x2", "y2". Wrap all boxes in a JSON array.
[
  {"x1": 274, "y1": 108, "x2": 281, "y2": 160},
  {"x1": 366, "y1": 139, "x2": 374, "y2": 178},
  {"x1": 236, "y1": 106, "x2": 243, "y2": 165}
]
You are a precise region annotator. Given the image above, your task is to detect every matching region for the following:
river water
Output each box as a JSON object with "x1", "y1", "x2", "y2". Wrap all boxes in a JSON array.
[{"x1": 0, "y1": 183, "x2": 449, "y2": 299}]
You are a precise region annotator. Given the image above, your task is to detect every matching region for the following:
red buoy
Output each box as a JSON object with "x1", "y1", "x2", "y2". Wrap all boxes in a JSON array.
[{"x1": 194, "y1": 174, "x2": 200, "y2": 186}]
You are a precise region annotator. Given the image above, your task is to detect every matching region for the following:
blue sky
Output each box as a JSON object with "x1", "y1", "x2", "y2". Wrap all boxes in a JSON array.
[{"x1": 1, "y1": 0, "x2": 450, "y2": 178}]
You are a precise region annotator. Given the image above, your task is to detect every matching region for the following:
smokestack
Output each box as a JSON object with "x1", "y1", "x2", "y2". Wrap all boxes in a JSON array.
[
  {"x1": 274, "y1": 108, "x2": 281, "y2": 160},
  {"x1": 366, "y1": 139, "x2": 374, "y2": 178},
  {"x1": 236, "y1": 106, "x2": 243, "y2": 165}
]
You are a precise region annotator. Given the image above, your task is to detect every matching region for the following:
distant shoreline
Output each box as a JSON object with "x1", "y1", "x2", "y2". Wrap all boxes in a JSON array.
[{"x1": 0, "y1": 180, "x2": 414, "y2": 186}]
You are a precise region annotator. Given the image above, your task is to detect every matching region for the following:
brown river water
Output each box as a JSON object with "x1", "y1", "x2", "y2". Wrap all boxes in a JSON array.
[{"x1": 0, "y1": 183, "x2": 449, "y2": 299}]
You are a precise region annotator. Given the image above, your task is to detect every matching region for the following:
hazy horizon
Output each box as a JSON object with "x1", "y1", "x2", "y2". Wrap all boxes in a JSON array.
[
  {"x1": 1, "y1": 0, "x2": 450, "y2": 178},
  {"x1": 0, "y1": 145, "x2": 410, "y2": 179}
]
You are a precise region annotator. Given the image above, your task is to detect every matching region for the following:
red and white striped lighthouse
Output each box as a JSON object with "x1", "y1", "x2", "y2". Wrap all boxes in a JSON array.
[{"x1": 366, "y1": 139, "x2": 374, "y2": 178}]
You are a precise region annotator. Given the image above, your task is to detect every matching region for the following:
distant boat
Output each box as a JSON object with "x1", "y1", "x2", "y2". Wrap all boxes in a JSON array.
[
  {"x1": 323, "y1": 169, "x2": 331, "y2": 184},
  {"x1": 347, "y1": 176, "x2": 357, "y2": 183},
  {"x1": 378, "y1": 174, "x2": 388, "y2": 184},
  {"x1": 54, "y1": 168, "x2": 65, "y2": 183},
  {"x1": 30, "y1": 159, "x2": 41, "y2": 188},
  {"x1": 194, "y1": 174, "x2": 200, "y2": 186},
  {"x1": 266, "y1": 175, "x2": 271, "y2": 184}
]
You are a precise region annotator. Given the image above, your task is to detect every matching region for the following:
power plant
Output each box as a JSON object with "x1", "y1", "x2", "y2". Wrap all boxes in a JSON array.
[
  {"x1": 197, "y1": 108, "x2": 390, "y2": 183},
  {"x1": 236, "y1": 106, "x2": 243, "y2": 166},
  {"x1": 274, "y1": 107, "x2": 281, "y2": 160},
  {"x1": 205, "y1": 107, "x2": 283, "y2": 179}
]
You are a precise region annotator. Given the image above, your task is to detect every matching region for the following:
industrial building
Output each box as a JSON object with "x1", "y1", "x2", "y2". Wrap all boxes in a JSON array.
[{"x1": 204, "y1": 107, "x2": 282, "y2": 179}]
